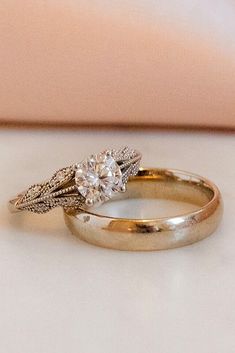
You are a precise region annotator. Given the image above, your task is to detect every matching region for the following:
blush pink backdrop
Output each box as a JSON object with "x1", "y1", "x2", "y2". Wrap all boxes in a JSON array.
[{"x1": 0, "y1": 0, "x2": 235, "y2": 128}]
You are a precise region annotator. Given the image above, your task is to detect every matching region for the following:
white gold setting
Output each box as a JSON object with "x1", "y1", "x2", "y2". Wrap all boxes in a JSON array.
[
  {"x1": 8, "y1": 147, "x2": 141, "y2": 213},
  {"x1": 75, "y1": 151, "x2": 124, "y2": 206}
]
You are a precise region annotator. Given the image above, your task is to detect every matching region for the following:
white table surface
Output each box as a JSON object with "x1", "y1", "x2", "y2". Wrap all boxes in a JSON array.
[{"x1": 0, "y1": 128, "x2": 234, "y2": 353}]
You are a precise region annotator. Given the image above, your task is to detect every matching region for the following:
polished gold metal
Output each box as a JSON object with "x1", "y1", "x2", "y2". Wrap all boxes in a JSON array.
[{"x1": 64, "y1": 168, "x2": 223, "y2": 251}]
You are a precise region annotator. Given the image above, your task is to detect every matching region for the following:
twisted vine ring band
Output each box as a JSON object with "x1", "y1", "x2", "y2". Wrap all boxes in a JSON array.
[
  {"x1": 8, "y1": 147, "x2": 141, "y2": 214},
  {"x1": 64, "y1": 168, "x2": 223, "y2": 251}
]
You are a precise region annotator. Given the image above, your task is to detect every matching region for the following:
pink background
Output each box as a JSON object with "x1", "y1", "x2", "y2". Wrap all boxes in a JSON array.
[{"x1": 1, "y1": 0, "x2": 235, "y2": 128}]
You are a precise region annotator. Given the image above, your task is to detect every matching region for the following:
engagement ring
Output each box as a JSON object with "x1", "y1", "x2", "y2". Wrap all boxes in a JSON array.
[{"x1": 9, "y1": 147, "x2": 141, "y2": 214}]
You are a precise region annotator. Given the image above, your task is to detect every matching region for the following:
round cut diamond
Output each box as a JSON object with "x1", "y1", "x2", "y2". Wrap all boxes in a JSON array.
[{"x1": 75, "y1": 152, "x2": 123, "y2": 205}]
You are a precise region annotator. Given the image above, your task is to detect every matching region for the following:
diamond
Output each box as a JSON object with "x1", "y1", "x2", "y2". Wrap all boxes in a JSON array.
[
  {"x1": 26, "y1": 185, "x2": 41, "y2": 199},
  {"x1": 75, "y1": 151, "x2": 123, "y2": 205},
  {"x1": 50, "y1": 167, "x2": 73, "y2": 187},
  {"x1": 55, "y1": 170, "x2": 66, "y2": 182}
]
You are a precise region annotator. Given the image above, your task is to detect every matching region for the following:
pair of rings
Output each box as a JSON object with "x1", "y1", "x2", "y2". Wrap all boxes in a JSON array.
[{"x1": 9, "y1": 146, "x2": 223, "y2": 251}]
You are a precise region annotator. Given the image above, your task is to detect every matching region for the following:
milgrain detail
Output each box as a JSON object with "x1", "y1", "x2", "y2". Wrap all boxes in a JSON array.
[{"x1": 9, "y1": 147, "x2": 141, "y2": 214}]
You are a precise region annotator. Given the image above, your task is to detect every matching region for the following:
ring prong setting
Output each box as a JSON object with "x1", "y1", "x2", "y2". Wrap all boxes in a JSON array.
[
  {"x1": 105, "y1": 150, "x2": 112, "y2": 157},
  {"x1": 85, "y1": 198, "x2": 94, "y2": 206}
]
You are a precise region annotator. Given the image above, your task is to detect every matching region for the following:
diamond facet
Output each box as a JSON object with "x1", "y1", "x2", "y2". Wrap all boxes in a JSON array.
[{"x1": 75, "y1": 152, "x2": 123, "y2": 205}]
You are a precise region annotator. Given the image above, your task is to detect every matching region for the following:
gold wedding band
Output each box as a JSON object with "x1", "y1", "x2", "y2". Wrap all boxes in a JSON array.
[{"x1": 64, "y1": 168, "x2": 223, "y2": 251}]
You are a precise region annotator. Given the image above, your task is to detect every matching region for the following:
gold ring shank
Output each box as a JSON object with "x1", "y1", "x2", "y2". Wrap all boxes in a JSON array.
[{"x1": 64, "y1": 168, "x2": 223, "y2": 251}]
